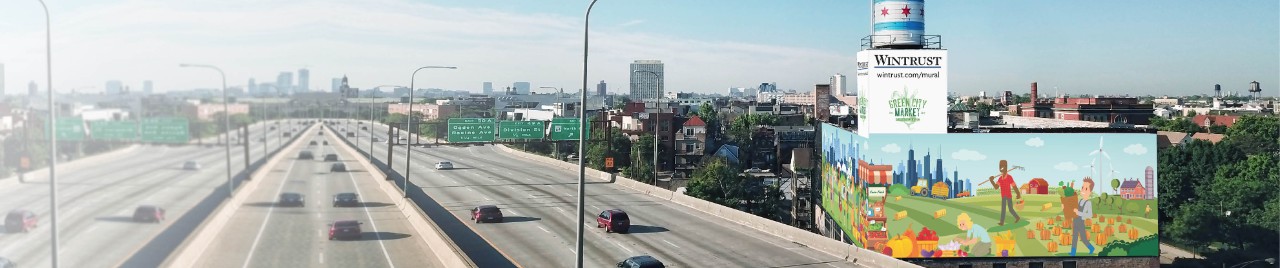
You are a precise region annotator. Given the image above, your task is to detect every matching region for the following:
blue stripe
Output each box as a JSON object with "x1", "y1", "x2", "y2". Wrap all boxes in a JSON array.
[
  {"x1": 873, "y1": 0, "x2": 923, "y2": 4},
  {"x1": 876, "y1": 66, "x2": 941, "y2": 68},
  {"x1": 874, "y1": 21, "x2": 924, "y2": 31}
]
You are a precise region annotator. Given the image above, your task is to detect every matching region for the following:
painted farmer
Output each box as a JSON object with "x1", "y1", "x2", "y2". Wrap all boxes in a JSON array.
[
  {"x1": 1071, "y1": 178, "x2": 1096, "y2": 256},
  {"x1": 988, "y1": 160, "x2": 1022, "y2": 225},
  {"x1": 954, "y1": 213, "x2": 992, "y2": 257}
]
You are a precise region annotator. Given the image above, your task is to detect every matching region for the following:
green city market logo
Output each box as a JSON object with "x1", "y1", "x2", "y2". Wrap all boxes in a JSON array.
[
  {"x1": 857, "y1": 96, "x2": 868, "y2": 121},
  {"x1": 888, "y1": 87, "x2": 927, "y2": 129}
]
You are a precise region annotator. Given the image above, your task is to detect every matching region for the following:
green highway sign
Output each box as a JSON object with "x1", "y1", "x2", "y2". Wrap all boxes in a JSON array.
[
  {"x1": 549, "y1": 118, "x2": 588, "y2": 141},
  {"x1": 447, "y1": 118, "x2": 496, "y2": 143},
  {"x1": 90, "y1": 121, "x2": 138, "y2": 141},
  {"x1": 140, "y1": 117, "x2": 190, "y2": 143},
  {"x1": 498, "y1": 121, "x2": 545, "y2": 140},
  {"x1": 54, "y1": 117, "x2": 86, "y2": 141}
]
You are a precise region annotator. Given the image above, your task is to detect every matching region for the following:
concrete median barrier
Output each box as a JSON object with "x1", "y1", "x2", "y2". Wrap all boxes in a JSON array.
[{"x1": 327, "y1": 125, "x2": 477, "y2": 268}]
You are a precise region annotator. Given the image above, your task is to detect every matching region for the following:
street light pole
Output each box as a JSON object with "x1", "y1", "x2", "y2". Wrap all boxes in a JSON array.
[
  {"x1": 180, "y1": 63, "x2": 233, "y2": 198},
  {"x1": 405, "y1": 67, "x2": 456, "y2": 198},
  {"x1": 635, "y1": 70, "x2": 662, "y2": 185},
  {"x1": 579, "y1": 1, "x2": 599, "y2": 267},
  {"x1": 36, "y1": 1, "x2": 59, "y2": 266}
]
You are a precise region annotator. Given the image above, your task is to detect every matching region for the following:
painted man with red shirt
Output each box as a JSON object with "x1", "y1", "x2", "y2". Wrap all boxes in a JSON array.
[{"x1": 988, "y1": 160, "x2": 1022, "y2": 225}]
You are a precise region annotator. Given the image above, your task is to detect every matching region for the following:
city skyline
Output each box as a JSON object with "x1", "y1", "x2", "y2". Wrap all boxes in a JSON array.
[{"x1": 0, "y1": 0, "x2": 1275, "y2": 96}]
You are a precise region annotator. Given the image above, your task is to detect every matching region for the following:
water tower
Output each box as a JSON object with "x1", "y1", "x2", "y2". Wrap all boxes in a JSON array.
[
  {"x1": 1214, "y1": 84, "x2": 1222, "y2": 98},
  {"x1": 855, "y1": 0, "x2": 948, "y2": 135},
  {"x1": 1248, "y1": 81, "x2": 1262, "y2": 99}
]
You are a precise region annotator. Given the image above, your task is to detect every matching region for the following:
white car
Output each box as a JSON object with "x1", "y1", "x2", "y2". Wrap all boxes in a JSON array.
[
  {"x1": 182, "y1": 161, "x2": 201, "y2": 170},
  {"x1": 434, "y1": 162, "x2": 454, "y2": 170}
]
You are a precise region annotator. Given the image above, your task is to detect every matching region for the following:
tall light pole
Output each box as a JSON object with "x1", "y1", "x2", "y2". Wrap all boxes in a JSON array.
[
  {"x1": 635, "y1": 70, "x2": 661, "y2": 185},
  {"x1": 405, "y1": 66, "x2": 456, "y2": 198},
  {"x1": 578, "y1": 1, "x2": 599, "y2": 267},
  {"x1": 36, "y1": 1, "x2": 59, "y2": 267},
  {"x1": 180, "y1": 63, "x2": 233, "y2": 198}
]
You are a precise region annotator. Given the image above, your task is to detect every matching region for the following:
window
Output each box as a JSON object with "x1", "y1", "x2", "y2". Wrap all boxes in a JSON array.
[
  {"x1": 1062, "y1": 261, "x2": 1077, "y2": 268},
  {"x1": 1028, "y1": 262, "x2": 1044, "y2": 268},
  {"x1": 991, "y1": 263, "x2": 1007, "y2": 268},
  {"x1": 957, "y1": 265, "x2": 972, "y2": 268}
]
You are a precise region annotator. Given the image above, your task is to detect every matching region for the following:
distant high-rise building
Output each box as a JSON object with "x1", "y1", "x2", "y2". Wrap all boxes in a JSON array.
[
  {"x1": 277, "y1": 72, "x2": 293, "y2": 95},
  {"x1": 758, "y1": 82, "x2": 777, "y2": 93},
  {"x1": 143, "y1": 80, "x2": 153, "y2": 94},
  {"x1": 512, "y1": 82, "x2": 531, "y2": 95},
  {"x1": 106, "y1": 80, "x2": 123, "y2": 95},
  {"x1": 831, "y1": 74, "x2": 846, "y2": 96},
  {"x1": 629, "y1": 60, "x2": 664, "y2": 100},
  {"x1": 331, "y1": 78, "x2": 342, "y2": 93},
  {"x1": 596, "y1": 80, "x2": 607, "y2": 96},
  {"x1": 28, "y1": 81, "x2": 38, "y2": 96},
  {"x1": 0, "y1": 63, "x2": 5, "y2": 95},
  {"x1": 483, "y1": 82, "x2": 494, "y2": 95},
  {"x1": 297, "y1": 68, "x2": 309, "y2": 92}
]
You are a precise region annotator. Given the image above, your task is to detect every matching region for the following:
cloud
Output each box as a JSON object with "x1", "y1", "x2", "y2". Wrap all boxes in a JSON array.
[
  {"x1": 1054, "y1": 162, "x2": 1079, "y2": 171},
  {"x1": 881, "y1": 143, "x2": 901, "y2": 153},
  {"x1": 1025, "y1": 137, "x2": 1044, "y2": 147},
  {"x1": 951, "y1": 149, "x2": 987, "y2": 161},
  {"x1": 1124, "y1": 144, "x2": 1148, "y2": 155},
  {"x1": 618, "y1": 19, "x2": 646, "y2": 28}
]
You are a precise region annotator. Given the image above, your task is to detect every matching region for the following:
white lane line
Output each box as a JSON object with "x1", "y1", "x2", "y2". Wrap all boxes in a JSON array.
[
  {"x1": 591, "y1": 205, "x2": 601, "y2": 211},
  {"x1": 240, "y1": 156, "x2": 301, "y2": 268},
  {"x1": 505, "y1": 209, "x2": 519, "y2": 216},
  {"x1": 538, "y1": 226, "x2": 551, "y2": 234},
  {"x1": 319, "y1": 253, "x2": 324, "y2": 264},
  {"x1": 468, "y1": 188, "x2": 476, "y2": 192},
  {"x1": 662, "y1": 239, "x2": 681, "y2": 248},
  {"x1": 343, "y1": 154, "x2": 397, "y2": 268}
]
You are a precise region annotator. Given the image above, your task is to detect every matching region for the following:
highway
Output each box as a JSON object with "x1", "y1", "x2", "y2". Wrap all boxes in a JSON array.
[
  {"x1": 0, "y1": 120, "x2": 290, "y2": 268},
  {"x1": 349, "y1": 121, "x2": 859, "y2": 267},
  {"x1": 191, "y1": 123, "x2": 445, "y2": 268}
]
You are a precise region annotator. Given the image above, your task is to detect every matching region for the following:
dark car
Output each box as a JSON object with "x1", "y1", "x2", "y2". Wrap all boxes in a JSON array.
[
  {"x1": 330, "y1": 163, "x2": 347, "y2": 172},
  {"x1": 596, "y1": 209, "x2": 630, "y2": 233},
  {"x1": 5, "y1": 209, "x2": 37, "y2": 233},
  {"x1": 279, "y1": 192, "x2": 305, "y2": 207},
  {"x1": 309, "y1": 141, "x2": 318, "y2": 146},
  {"x1": 361, "y1": 126, "x2": 368, "y2": 130},
  {"x1": 470, "y1": 205, "x2": 503, "y2": 223},
  {"x1": 324, "y1": 154, "x2": 339, "y2": 162},
  {"x1": 298, "y1": 151, "x2": 314, "y2": 160},
  {"x1": 332, "y1": 193, "x2": 359, "y2": 207},
  {"x1": 328, "y1": 220, "x2": 362, "y2": 240},
  {"x1": 617, "y1": 255, "x2": 665, "y2": 268},
  {"x1": 133, "y1": 205, "x2": 165, "y2": 223},
  {"x1": 322, "y1": 140, "x2": 329, "y2": 145},
  {"x1": 318, "y1": 131, "x2": 324, "y2": 136}
]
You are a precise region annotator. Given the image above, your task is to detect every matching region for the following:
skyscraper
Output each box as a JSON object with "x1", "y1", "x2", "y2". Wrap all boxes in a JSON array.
[
  {"x1": 297, "y1": 68, "x2": 310, "y2": 92},
  {"x1": 906, "y1": 146, "x2": 917, "y2": 186},
  {"x1": 331, "y1": 78, "x2": 342, "y2": 93},
  {"x1": 923, "y1": 150, "x2": 932, "y2": 186},
  {"x1": 831, "y1": 73, "x2": 846, "y2": 96},
  {"x1": 629, "y1": 60, "x2": 664, "y2": 100},
  {"x1": 0, "y1": 63, "x2": 6, "y2": 95},
  {"x1": 596, "y1": 80, "x2": 607, "y2": 96},
  {"x1": 483, "y1": 82, "x2": 494, "y2": 95},
  {"x1": 277, "y1": 72, "x2": 293, "y2": 95},
  {"x1": 106, "y1": 80, "x2": 123, "y2": 95},
  {"x1": 143, "y1": 80, "x2": 153, "y2": 94},
  {"x1": 512, "y1": 82, "x2": 531, "y2": 95}
]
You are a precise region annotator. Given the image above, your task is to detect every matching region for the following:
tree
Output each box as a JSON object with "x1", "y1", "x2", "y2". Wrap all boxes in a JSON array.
[
  {"x1": 586, "y1": 119, "x2": 631, "y2": 171},
  {"x1": 1207, "y1": 124, "x2": 1228, "y2": 134},
  {"x1": 626, "y1": 135, "x2": 657, "y2": 184},
  {"x1": 1186, "y1": 110, "x2": 1198, "y2": 117},
  {"x1": 1205, "y1": 154, "x2": 1278, "y2": 250},
  {"x1": 1224, "y1": 115, "x2": 1280, "y2": 155},
  {"x1": 1109, "y1": 178, "x2": 1121, "y2": 209},
  {"x1": 612, "y1": 96, "x2": 633, "y2": 110},
  {"x1": 687, "y1": 157, "x2": 741, "y2": 205}
]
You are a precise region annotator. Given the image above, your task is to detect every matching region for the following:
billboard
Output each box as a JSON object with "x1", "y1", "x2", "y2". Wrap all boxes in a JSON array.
[
  {"x1": 821, "y1": 123, "x2": 1159, "y2": 259},
  {"x1": 855, "y1": 49, "x2": 948, "y2": 135}
]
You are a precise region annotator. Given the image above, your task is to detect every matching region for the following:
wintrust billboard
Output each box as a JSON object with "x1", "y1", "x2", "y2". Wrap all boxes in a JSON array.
[{"x1": 856, "y1": 49, "x2": 948, "y2": 135}]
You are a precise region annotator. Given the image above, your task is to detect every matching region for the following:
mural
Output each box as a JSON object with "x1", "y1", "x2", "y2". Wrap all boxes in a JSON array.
[{"x1": 821, "y1": 124, "x2": 1159, "y2": 259}]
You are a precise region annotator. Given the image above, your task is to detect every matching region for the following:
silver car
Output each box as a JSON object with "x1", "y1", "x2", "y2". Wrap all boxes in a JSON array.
[
  {"x1": 434, "y1": 161, "x2": 453, "y2": 170},
  {"x1": 183, "y1": 161, "x2": 201, "y2": 170}
]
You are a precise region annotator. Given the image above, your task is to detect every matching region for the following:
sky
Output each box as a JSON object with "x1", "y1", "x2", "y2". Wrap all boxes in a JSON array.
[{"x1": 0, "y1": 0, "x2": 1276, "y2": 97}]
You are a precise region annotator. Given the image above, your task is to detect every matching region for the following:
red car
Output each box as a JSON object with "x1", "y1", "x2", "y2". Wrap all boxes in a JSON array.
[
  {"x1": 328, "y1": 220, "x2": 363, "y2": 240},
  {"x1": 596, "y1": 209, "x2": 630, "y2": 233},
  {"x1": 470, "y1": 205, "x2": 503, "y2": 223},
  {"x1": 4, "y1": 209, "x2": 37, "y2": 233}
]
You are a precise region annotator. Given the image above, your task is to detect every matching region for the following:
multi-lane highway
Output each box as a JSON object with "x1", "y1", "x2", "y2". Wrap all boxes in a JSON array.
[
  {"x1": 0, "y1": 120, "x2": 289, "y2": 267},
  {"x1": 349, "y1": 121, "x2": 859, "y2": 267},
  {"x1": 191, "y1": 123, "x2": 445, "y2": 268}
]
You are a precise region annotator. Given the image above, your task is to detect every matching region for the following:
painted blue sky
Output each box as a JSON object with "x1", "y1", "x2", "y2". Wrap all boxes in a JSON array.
[{"x1": 1, "y1": 0, "x2": 1276, "y2": 96}]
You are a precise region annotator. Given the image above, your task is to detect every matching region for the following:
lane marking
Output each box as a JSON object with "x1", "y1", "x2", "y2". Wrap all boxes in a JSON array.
[
  {"x1": 319, "y1": 253, "x2": 324, "y2": 264},
  {"x1": 662, "y1": 239, "x2": 681, "y2": 249},
  {"x1": 345, "y1": 166, "x2": 394, "y2": 266},
  {"x1": 537, "y1": 226, "x2": 551, "y2": 234},
  {"x1": 240, "y1": 155, "x2": 301, "y2": 268}
]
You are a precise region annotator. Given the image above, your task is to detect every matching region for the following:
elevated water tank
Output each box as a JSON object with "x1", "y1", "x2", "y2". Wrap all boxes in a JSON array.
[{"x1": 872, "y1": 0, "x2": 925, "y2": 48}]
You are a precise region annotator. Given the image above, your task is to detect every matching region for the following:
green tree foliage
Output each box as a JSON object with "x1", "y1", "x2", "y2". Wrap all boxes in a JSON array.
[
  {"x1": 1149, "y1": 116, "x2": 1203, "y2": 133},
  {"x1": 626, "y1": 135, "x2": 660, "y2": 184},
  {"x1": 687, "y1": 157, "x2": 787, "y2": 220},
  {"x1": 1109, "y1": 178, "x2": 1121, "y2": 209},
  {"x1": 1205, "y1": 154, "x2": 1279, "y2": 249},
  {"x1": 586, "y1": 122, "x2": 631, "y2": 171},
  {"x1": 1157, "y1": 139, "x2": 1244, "y2": 222},
  {"x1": 1223, "y1": 115, "x2": 1279, "y2": 155}
]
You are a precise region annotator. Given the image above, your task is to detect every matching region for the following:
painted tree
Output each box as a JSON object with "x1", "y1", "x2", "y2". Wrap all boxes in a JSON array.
[{"x1": 1110, "y1": 178, "x2": 1121, "y2": 209}]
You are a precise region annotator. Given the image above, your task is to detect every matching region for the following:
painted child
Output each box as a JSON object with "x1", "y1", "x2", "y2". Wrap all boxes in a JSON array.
[{"x1": 954, "y1": 213, "x2": 992, "y2": 257}]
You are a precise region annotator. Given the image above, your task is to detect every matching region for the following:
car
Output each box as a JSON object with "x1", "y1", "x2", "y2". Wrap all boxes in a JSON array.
[
  {"x1": 323, "y1": 141, "x2": 329, "y2": 145},
  {"x1": 258, "y1": 137, "x2": 265, "y2": 142},
  {"x1": 327, "y1": 220, "x2": 363, "y2": 240},
  {"x1": 0, "y1": 257, "x2": 13, "y2": 268},
  {"x1": 4, "y1": 209, "x2": 37, "y2": 233},
  {"x1": 434, "y1": 161, "x2": 454, "y2": 170},
  {"x1": 332, "y1": 193, "x2": 359, "y2": 207},
  {"x1": 298, "y1": 151, "x2": 315, "y2": 160},
  {"x1": 596, "y1": 209, "x2": 630, "y2": 233},
  {"x1": 361, "y1": 126, "x2": 368, "y2": 130},
  {"x1": 617, "y1": 255, "x2": 665, "y2": 268},
  {"x1": 324, "y1": 154, "x2": 340, "y2": 162},
  {"x1": 330, "y1": 163, "x2": 347, "y2": 172},
  {"x1": 371, "y1": 138, "x2": 382, "y2": 142},
  {"x1": 182, "y1": 161, "x2": 201, "y2": 170},
  {"x1": 469, "y1": 205, "x2": 503, "y2": 223},
  {"x1": 278, "y1": 192, "x2": 305, "y2": 207},
  {"x1": 309, "y1": 141, "x2": 318, "y2": 146},
  {"x1": 133, "y1": 205, "x2": 166, "y2": 223}
]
